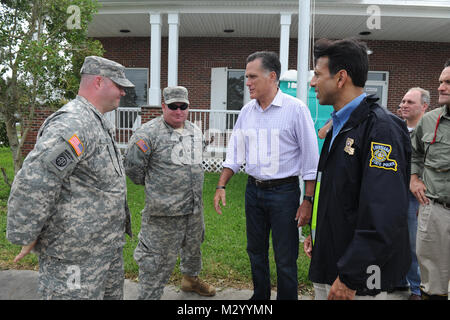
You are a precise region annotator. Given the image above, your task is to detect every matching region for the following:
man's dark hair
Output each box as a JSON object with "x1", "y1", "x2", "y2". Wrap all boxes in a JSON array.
[
  {"x1": 246, "y1": 51, "x2": 281, "y2": 81},
  {"x1": 445, "y1": 59, "x2": 450, "y2": 68},
  {"x1": 313, "y1": 38, "x2": 369, "y2": 88}
]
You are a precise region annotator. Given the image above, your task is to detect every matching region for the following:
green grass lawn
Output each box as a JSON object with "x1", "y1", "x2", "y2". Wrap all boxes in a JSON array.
[{"x1": 0, "y1": 147, "x2": 313, "y2": 294}]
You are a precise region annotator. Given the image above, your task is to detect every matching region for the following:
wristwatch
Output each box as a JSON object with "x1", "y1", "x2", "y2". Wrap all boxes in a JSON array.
[{"x1": 303, "y1": 195, "x2": 314, "y2": 204}]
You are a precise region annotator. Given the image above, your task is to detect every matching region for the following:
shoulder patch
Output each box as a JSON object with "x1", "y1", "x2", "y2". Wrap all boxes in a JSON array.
[
  {"x1": 51, "y1": 150, "x2": 74, "y2": 171},
  {"x1": 136, "y1": 139, "x2": 149, "y2": 153},
  {"x1": 68, "y1": 134, "x2": 84, "y2": 156},
  {"x1": 369, "y1": 142, "x2": 397, "y2": 171}
]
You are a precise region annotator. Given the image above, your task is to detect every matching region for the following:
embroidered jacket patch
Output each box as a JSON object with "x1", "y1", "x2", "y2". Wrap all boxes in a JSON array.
[{"x1": 369, "y1": 142, "x2": 397, "y2": 171}]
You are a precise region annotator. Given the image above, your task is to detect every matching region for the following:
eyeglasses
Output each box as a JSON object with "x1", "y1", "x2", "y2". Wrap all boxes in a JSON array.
[{"x1": 167, "y1": 103, "x2": 188, "y2": 110}]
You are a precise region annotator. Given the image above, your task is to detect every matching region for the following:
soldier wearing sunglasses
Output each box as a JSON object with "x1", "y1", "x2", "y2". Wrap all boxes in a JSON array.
[{"x1": 124, "y1": 86, "x2": 215, "y2": 299}]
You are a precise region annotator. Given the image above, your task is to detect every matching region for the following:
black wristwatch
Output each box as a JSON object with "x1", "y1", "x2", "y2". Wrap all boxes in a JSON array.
[{"x1": 303, "y1": 195, "x2": 314, "y2": 204}]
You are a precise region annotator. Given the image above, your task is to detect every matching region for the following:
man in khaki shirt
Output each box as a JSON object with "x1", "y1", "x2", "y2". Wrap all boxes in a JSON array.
[{"x1": 410, "y1": 59, "x2": 450, "y2": 300}]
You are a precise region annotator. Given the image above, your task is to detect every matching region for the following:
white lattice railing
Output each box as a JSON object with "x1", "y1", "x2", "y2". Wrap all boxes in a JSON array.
[
  {"x1": 188, "y1": 109, "x2": 240, "y2": 156},
  {"x1": 105, "y1": 107, "x2": 141, "y2": 149},
  {"x1": 108, "y1": 108, "x2": 243, "y2": 172},
  {"x1": 202, "y1": 158, "x2": 245, "y2": 173}
]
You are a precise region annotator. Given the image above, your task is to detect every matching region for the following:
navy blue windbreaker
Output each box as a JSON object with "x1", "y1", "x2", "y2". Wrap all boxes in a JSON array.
[{"x1": 309, "y1": 95, "x2": 412, "y2": 295}]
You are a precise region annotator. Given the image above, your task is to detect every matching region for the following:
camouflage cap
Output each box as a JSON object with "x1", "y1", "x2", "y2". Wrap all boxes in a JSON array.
[
  {"x1": 163, "y1": 86, "x2": 190, "y2": 105},
  {"x1": 80, "y1": 56, "x2": 135, "y2": 88}
]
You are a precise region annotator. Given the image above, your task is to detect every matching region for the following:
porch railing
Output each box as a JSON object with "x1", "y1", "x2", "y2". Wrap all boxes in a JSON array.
[
  {"x1": 108, "y1": 107, "x2": 244, "y2": 172},
  {"x1": 106, "y1": 107, "x2": 141, "y2": 149},
  {"x1": 110, "y1": 108, "x2": 240, "y2": 152},
  {"x1": 188, "y1": 109, "x2": 240, "y2": 157}
]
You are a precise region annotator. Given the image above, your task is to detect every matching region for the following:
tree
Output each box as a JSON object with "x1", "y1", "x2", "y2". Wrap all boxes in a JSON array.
[{"x1": 0, "y1": 0, "x2": 103, "y2": 174}]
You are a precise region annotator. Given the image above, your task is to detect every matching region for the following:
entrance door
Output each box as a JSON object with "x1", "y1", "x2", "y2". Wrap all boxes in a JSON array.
[{"x1": 210, "y1": 67, "x2": 227, "y2": 132}]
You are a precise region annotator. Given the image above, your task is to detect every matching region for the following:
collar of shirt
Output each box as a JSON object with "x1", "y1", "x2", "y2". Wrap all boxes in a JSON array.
[
  {"x1": 329, "y1": 92, "x2": 366, "y2": 150},
  {"x1": 442, "y1": 105, "x2": 450, "y2": 119},
  {"x1": 254, "y1": 88, "x2": 283, "y2": 112},
  {"x1": 76, "y1": 95, "x2": 115, "y2": 134}
]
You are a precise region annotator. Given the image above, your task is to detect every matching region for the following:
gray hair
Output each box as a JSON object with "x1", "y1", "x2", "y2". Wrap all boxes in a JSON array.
[
  {"x1": 246, "y1": 51, "x2": 281, "y2": 82},
  {"x1": 407, "y1": 87, "x2": 430, "y2": 105}
]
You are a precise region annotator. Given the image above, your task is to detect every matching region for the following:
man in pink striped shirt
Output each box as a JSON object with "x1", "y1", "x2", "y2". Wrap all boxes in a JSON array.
[{"x1": 214, "y1": 51, "x2": 319, "y2": 300}]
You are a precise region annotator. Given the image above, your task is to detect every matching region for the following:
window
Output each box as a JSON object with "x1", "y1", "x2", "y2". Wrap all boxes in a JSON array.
[
  {"x1": 227, "y1": 70, "x2": 245, "y2": 111},
  {"x1": 210, "y1": 68, "x2": 249, "y2": 132},
  {"x1": 365, "y1": 71, "x2": 389, "y2": 107},
  {"x1": 118, "y1": 68, "x2": 148, "y2": 129},
  {"x1": 119, "y1": 68, "x2": 148, "y2": 107}
]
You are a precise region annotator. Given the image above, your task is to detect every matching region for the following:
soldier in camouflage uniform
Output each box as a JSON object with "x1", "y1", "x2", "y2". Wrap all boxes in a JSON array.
[
  {"x1": 6, "y1": 56, "x2": 134, "y2": 299},
  {"x1": 124, "y1": 86, "x2": 216, "y2": 299}
]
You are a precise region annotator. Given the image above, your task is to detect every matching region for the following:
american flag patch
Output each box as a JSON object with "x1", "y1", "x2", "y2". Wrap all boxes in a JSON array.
[
  {"x1": 68, "y1": 134, "x2": 84, "y2": 156},
  {"x1": 136, "y1": 139, "x2": 149, "y2": 153}
]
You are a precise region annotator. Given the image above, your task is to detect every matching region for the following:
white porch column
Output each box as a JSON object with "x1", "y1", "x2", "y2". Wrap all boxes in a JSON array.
[
  {"x1": 279, "y1": 13, "x2": 291, "y2": 77},
  {"x1": 149, "y1": 12, "x2": 161, "y2": 106},
  {"x1": 168, "y1": 13, "x2": 179, "y2": 87},
  {"x1": 296, "y1": 0, "x2": 310, "y2": 104}
]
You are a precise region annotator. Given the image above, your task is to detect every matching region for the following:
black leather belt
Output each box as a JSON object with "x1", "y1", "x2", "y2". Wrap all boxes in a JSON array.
[
  {"x1": 434, "y1": 199, "x2": 450, "y2": 210},
  {"x1": 248, "y1": 175, "x2": 298, "y2": 189}
]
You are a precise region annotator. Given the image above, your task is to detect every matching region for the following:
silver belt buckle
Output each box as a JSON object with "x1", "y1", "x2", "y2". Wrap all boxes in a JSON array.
[{"x1": 255, "y1": 178, "x2": 263, "y2": 187}]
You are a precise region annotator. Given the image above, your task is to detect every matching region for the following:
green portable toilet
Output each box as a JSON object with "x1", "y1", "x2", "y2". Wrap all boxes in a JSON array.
[{"x1": 279, "y1": 70, "x2": 334, "y2": 154}]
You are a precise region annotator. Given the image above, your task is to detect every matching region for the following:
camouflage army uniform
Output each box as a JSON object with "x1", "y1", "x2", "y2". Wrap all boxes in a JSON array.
[
  {"x1": 124, "y1": 116, "x2": 205, "y2": 300},
  {"x1": 7, "y1": 95, "x2": 132, "y2": 299}
]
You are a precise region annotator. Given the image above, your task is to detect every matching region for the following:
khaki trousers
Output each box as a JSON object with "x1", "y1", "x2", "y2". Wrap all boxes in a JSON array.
[{"x1": 416, "y1": 200, "x2": 450, "y2": 296}]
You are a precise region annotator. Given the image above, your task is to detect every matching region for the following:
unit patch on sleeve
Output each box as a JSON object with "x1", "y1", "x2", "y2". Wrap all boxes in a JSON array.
[
  {"x1": 369, "y1": 142, "x2": 397, "y2": 171},
  {"x1": 68, "y1": 134, "x2": 84, "y2": 156},
  {"x1": 51, "y1": 149, "x2": 74, "y2": 171},
  {"x1": 136, "y1": 139, "x2": 149, "y2": 153}
]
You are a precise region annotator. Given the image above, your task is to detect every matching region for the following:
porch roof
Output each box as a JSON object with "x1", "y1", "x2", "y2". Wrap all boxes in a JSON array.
[{"x1": 88, "y1": 0, "x2": 450, "y2": 42}]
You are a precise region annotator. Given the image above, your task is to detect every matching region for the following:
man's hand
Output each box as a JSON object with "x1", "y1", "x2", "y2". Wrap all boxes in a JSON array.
[
  {"x1": 410, "y1": 174, "x2": 429, "y2": 205},
  {"x1": 303, "y1": 235, "x2": 312, "y2": 258},
  {"x1": 328, "y1": 277, "x2": 356, "y2": 300},
  {"x1": 13, "y1": 240, "x2": 37, "y2": 263},
  {"x1": 295, "y1": 200, "x2": 312, "y2": 227},
  {"x1": 214, "y1": 189, "x2": 226, "y2": 215}
]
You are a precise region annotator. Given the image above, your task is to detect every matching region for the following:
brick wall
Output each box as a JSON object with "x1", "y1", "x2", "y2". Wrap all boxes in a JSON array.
[
  {"x1": 98, "y1": 36, "x2": 450, "y2": 113},
  {"x1": 21, "y1": 106, "x2": 53, "y2": 157},
  {"x1": 141, "y1": 106, "x2": 162, "y2": 123},
  {"x1": 367, "y1": 40, "x2": 449, "y2": 112},
  {"x1": 23, "y1": 37, "x2": 449, "y2": 156}
]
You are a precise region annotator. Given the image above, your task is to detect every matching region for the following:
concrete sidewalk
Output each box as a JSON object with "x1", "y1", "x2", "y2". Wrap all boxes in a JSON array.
[
  {"x1": 0, "y1": 270, "x2": 302, "y2": 300},
  {"x1": 0, "y1": 270, "x2": 410, "y2": 300}
]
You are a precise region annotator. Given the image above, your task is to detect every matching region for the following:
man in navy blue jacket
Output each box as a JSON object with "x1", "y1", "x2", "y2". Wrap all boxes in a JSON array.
[{"x1": 304, "y1": 38, "x2": 411, "y2": 300}]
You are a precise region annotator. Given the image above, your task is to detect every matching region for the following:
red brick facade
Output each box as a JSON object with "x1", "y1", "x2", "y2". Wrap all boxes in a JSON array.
[
  {"x1": 21, "y1": 106, "x2": 54, "y2": 157},
  {"x1": 98, "y1": 36, "x2": 450, "y2": 112},
  {"x1": 22, "y1": 37, "x2": 450, "y2": 156}
]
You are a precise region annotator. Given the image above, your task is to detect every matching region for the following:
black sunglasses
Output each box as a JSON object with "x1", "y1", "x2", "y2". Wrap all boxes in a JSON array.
[{"x1": 167, "y1": 103, "x2": 188, "y2": 110}]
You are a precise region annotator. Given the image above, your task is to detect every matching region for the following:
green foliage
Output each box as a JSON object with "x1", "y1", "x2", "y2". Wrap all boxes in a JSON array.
[
  {"x1": 0, "y1": 122, "x2": 9, "y2": 147},
  {"x1": 0, "y1": 0, "x2": 104, "y2": 172}
]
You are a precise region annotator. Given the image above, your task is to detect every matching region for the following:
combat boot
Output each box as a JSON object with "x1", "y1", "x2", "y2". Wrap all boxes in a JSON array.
[{"x1": 181, "y1": 275, "x2": 216, "y2": 297}]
